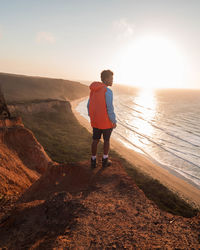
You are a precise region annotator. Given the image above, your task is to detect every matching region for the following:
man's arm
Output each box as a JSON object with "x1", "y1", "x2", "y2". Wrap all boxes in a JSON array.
[
  {"x1": 87, "y1": 98, "x2": 90, "y2": 116},
  {"x1": 105, "y1": 88, "x2": 117, "y2": 126}
]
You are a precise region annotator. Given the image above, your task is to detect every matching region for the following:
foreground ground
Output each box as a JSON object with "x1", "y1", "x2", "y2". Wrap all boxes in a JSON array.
[
  {"x1": 0, "y1": 97, "x2": 199, "y2": 249},
  {"x1": 1, "y1": 158, "x2": 200, "y2": 249}
]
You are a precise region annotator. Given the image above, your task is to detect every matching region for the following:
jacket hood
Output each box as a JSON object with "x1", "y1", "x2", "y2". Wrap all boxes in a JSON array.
[{"x1": 89, "y1": 81, "x2": 107, "y2": 92}]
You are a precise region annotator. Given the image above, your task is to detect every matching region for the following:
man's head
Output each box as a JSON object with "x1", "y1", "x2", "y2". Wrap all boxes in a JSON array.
[{"x1": 101, "y1": 70, "x2": 113, "y2": 86}]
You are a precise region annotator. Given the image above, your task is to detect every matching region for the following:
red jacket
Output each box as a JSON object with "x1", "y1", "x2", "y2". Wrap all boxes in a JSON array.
[{"x1": 88, "y1": 81, "x2": 113, "y2": 129}]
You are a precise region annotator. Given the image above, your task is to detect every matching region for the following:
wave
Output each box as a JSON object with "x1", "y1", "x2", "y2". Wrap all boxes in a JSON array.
[
  {"x1": 118, "y1": 98, "x2": 200, "y2": 140},
  {"x1": 116, "y1": 121, "x2": 200, "y2": 170},
  {"x1": 114, "y1": 129, "x2": 200, "y2": 186},
  {"x1": 166, "y1": 146, "x2": 200, "y2": 159},
  {"x1": 117, "y1": 114, "x2": 200, "y2": 148}
]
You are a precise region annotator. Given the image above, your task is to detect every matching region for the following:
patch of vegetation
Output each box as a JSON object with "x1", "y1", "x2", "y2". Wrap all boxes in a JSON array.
[
  {"x1": 0, "y1": 72, "x2": 89, "y2": 103},
  {"x1": 115, "y1": 157, "x2": 199, "y2": 218},
  {"x1": 18, "y1": 100, "x2": 199, "y2": 218},
  {"x1": 19, "y1": 102, "x2": 91, "y2": 163},
  {"x1": 7, "y1": 98, "x2": 63, "y2": 105}
]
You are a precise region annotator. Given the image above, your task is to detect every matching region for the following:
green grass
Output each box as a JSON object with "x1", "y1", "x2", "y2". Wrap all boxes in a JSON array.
[
  {"x1": 17, "y1": 100, "x2": 199, "y2": 218},
  {"x1": 115, "y1": 157, "x2": 199, "y2": 217},
  {"x1": 0, "y1": 72, "x2": 89, "y2": 103},
  {"x1": 19, "y1": 102, "x2": 92, "y2": 163}
]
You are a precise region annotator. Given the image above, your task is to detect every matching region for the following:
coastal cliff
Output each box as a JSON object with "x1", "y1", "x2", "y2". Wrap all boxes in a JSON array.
[
  {"x1": 7, "y1": 99, "x2": 70, "y2": 115},
  {"x1": 0, "y1": 99, "x2": 199, "y2": 249}
]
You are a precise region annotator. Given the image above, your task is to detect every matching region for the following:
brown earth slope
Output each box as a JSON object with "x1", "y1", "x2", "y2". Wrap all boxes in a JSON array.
[
  {"x1": 0, "y1": 118, "x2": 199, "y2": 249},
  {"x1": 0, "y1": 117, "x2": 56, "y2": 222},
  {"x1": 0, "y1": 159, "x2": 200, "y2": 249}
]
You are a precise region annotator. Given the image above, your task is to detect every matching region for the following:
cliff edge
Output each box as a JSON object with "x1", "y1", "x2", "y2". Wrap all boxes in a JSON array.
[{"x1": 0, "y1": 114, "x2": 199, "y2": 249}]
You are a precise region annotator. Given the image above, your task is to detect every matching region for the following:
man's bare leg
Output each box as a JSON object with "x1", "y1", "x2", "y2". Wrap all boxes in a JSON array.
[
  {"x1": 103, "y1": 140, "x2": 110, "y2": 155},
  {"x1": 91, "y1": 139, "x2": 99, "y2": 156},
  {"x1": 102, "y1": 140, "x2": 111, "y2": 167}
]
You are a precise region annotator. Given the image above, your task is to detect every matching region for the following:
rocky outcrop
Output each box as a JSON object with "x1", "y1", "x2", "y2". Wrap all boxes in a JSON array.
[{"x1": 0, "y1": 116, "x2": 23, "y2": 128}]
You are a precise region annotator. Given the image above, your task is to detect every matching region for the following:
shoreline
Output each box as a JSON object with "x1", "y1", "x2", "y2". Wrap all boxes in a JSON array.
[{"x1": 70, "y1": 97, "x2": 200, "y2": 210}]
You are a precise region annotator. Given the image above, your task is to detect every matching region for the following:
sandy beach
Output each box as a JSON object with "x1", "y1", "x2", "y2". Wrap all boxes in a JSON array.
[{"x1": 71, "y1": 97, "x2": 200, "y2": 210}]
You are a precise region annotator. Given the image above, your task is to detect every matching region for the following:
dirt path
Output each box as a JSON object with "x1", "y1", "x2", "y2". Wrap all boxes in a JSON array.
[{"x1": 1, "y1": 157, "x2": 199, "y2": 249}]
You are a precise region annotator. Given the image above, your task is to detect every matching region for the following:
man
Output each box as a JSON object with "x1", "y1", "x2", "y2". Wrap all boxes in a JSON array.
[{"x1": 87, "y1": 69, "x2": 117, "y2": 168}]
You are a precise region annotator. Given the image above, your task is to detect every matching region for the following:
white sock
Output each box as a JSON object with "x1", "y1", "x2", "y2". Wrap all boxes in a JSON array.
[
  {"x1": 103, "y1": 154, "x2": 108, "y2": 159},
  {"x1": 91, "y1": 155, "x2": 96, "y2": 160}
]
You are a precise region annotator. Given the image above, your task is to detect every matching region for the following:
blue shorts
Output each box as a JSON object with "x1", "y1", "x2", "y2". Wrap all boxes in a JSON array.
[{"x1": 92, "y1": 127, "x2": 113, "y2": 141}]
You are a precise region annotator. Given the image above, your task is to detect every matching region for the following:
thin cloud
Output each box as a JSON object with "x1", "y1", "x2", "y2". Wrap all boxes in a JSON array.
[
  {"x1": 112, "y1": 18, "x2": 135, "y2": 41},
  {"x1": 36, "y1": 31, "x2": 55, "y2": 44}
]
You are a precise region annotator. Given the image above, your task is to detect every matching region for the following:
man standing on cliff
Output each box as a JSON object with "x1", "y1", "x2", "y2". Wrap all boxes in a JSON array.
[{"x1": 87, "y1": 69, "x2": 117, "y2": 169}]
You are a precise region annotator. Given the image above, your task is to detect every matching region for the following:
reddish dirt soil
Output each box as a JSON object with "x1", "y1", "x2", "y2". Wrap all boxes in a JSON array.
[
  {"x1": 0, "y1": 121, "x2": 199, "y2": 249},
  {"x1": 0, "y1": 123, "x2": 55, "y2": 232},
  {"x1": 0, "y1": 158, "x2": 200, "y2": 249}
]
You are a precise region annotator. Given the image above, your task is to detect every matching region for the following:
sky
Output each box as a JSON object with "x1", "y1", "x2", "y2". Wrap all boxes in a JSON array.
[{"x1": 0, "y1": 0, "x2": 200, "y2": 89}]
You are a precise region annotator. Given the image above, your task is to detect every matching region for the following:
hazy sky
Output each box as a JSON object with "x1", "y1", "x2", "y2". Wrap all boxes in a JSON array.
[{"x1": 0, "y1": 0, "x2": 199, "y2": 88}]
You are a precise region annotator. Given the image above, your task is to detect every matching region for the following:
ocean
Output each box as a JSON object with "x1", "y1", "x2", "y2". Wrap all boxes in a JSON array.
[{"x1": 76, "y1": 87, "x2": 200, "y2": 190}]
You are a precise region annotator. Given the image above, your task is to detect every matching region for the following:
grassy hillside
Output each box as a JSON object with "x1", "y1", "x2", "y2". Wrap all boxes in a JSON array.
[
  {"x1": 19, "y1": 101, "x2": 92, "y2": 163},
  {"x1": 1, "y1": 72, "x2": 198, "y2": 217},
  {"x1": 0, "y1": 72, "x2": 89, "y2": 103},
  {"x1": 16, "y1": 100, "x2": 199, "y2": 218}
]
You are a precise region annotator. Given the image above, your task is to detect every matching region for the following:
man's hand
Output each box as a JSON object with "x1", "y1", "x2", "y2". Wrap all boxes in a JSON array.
[{"x1": 112, "y1": 123, "x2": 117, "y2": 128}]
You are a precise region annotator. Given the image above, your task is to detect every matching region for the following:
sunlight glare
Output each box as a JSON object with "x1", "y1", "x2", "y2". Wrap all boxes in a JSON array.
[
  {"x1": 113, "y1": 35, "x2": 186, "y2": 88},
  {"x1": 132, "y1": 88, "x2": 156, "y2": 137}
]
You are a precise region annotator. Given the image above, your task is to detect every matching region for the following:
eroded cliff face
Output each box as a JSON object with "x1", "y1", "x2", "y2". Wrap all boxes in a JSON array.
[
  {"x1": 0, "y1": 100, "x2": 69, "y2": 198},
  {"x1": 0, "y1": 116, "x2": 56, "y2": 198},
  {"x1": 7, "y1": 99, "x2": 70, "y2": 115}
]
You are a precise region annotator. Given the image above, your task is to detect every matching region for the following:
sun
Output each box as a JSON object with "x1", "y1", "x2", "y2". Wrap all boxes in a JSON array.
[{"x1": 113, "y1": 35, "x2": 186, "y2": 89}]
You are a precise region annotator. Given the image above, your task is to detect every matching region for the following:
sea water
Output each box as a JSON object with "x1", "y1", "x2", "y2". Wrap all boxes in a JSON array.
[{"x1": 76, "y1": 87, "x2": 200, "y2": 190}]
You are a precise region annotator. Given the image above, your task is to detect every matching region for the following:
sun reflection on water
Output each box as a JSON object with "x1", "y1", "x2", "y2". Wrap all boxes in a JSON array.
[{"x1": 127, "y1": 88, "x2": 157, "y2": 147}]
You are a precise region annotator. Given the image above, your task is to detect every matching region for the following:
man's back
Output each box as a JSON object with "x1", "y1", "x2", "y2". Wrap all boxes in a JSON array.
[
  {"x1": 88, "y1": 70, "x2": 117, "y2": 169},
  {"x1": 87, "y1": 81, "x2": 116, "y2": 129}
]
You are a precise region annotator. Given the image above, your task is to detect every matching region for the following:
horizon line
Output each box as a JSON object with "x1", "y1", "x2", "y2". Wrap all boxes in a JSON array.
[{"x1": 0, "y1": 71, "x2": 199, "y2": 91}]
